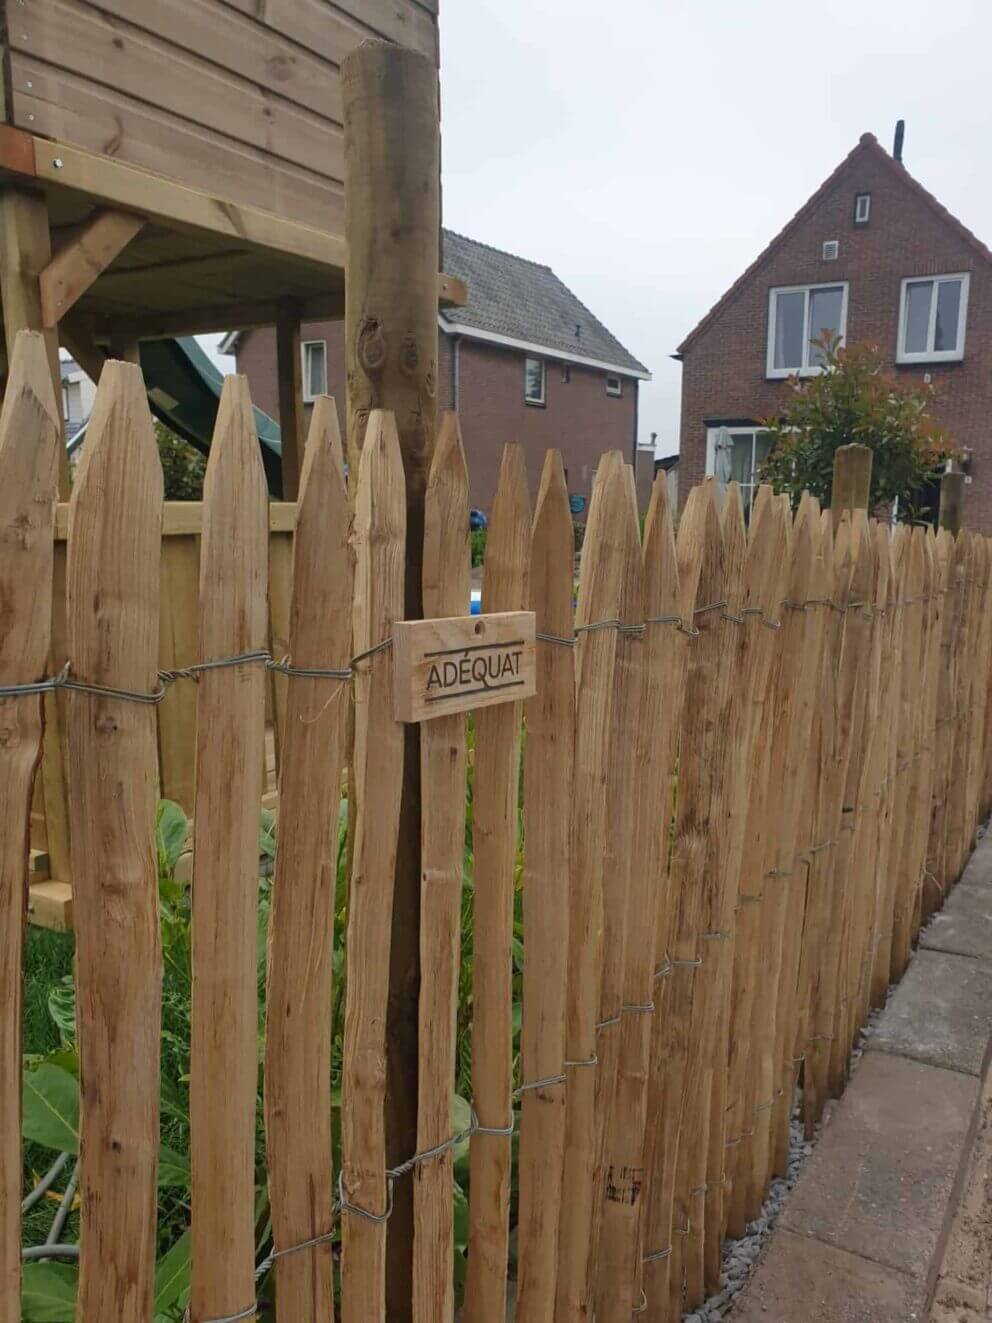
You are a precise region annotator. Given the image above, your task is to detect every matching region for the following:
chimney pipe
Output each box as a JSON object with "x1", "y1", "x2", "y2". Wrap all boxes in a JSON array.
[{"x1": 893, "y1": 119, "x2": 905, "y2": 162}]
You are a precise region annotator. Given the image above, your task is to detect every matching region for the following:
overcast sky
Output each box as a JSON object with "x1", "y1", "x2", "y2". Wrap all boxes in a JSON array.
[
  {"x1": 201, "y1": 2, "x2": 991, "y2": 456},
  {"x1": 436, "y1": 0, "x2": 991, "y2": 454}
]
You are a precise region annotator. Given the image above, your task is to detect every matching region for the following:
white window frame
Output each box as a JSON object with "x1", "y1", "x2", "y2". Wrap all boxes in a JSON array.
[
  {"x1": 766, "y1": 280, "x2": 849, "y2": 379},
  {"x1": 301, "y1": 339, "x2": 328, "y2": 402},
  {"x1": 897, "y1": 272, "x2": 970, "y2": 364},
  {"x1": 854, "y1": 193, "x2": 871, "y2": 225},
  {"x1": 524, "y1": 356, "x2": 545, "y2": 406},
  {"x1": 606, "y1": 374, "x2": 623, "y2": 397},
  {"x1": 705, "y1": 425, "x2": 773, "y2": 512}
]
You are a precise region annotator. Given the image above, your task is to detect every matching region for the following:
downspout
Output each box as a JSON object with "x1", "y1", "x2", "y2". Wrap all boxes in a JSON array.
[
  {"x1": 632, "y1": 377, "x2": 639, "y2": 465},
  {"x1": 452, "y1": 333, "x2": 462, "y2": 412}
]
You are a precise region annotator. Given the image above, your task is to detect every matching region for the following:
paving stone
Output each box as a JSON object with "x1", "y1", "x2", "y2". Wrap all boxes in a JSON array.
[
  {"x1": 869, "y1": 949, "x2": 992, "y2": 1076},
  {"x1": 778, "y1": 1052, "x2": 977, "y2": 1280},
  {"x1": 952, "y1": 834, "x2": 992, "y2": 892},
  {"x1": 923, "y1": 884, "x2": 992, "y2": 962},
  {"x1": 730, "y1": 1230, "x2": 926, "y2": 1322}
]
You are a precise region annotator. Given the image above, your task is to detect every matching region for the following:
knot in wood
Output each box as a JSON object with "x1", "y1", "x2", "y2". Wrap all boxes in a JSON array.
[
  {"x1": 398, "y1": 334, "x2": 420, "y2": 377},
  {"x1": 357, "y1": 318, "x2": 387, "y2": 374}
]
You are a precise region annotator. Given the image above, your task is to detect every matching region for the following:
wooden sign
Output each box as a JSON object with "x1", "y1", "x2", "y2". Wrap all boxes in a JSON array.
[{"x1": 393, "y1": 611, "x2": 537, "y2": 722}]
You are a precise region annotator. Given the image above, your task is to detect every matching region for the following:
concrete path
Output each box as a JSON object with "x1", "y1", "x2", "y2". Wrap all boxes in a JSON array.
[{"x1": 731, "y1": 833, "x2": 992, "y2": 1322}]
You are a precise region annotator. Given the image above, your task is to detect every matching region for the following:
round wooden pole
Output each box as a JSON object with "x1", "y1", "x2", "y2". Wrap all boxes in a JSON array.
[
  {"x1": 940, "y1": 471, "x2": 965, "y2": 535},
  {"x1": 831, "y1": 443, "x2": 873, "y2": 523},
  {"x1": 342, "y1": 40, "x2": 441, "y2": 1318}
]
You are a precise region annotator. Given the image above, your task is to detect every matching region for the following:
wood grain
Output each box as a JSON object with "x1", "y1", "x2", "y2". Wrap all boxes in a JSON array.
[
  {"x1": 264, "y1": 399, "x2": 352, "y2": 1323},
  {"x1": 515, "y1": 450, "x2": 575, "y2": 1323},
  {"x1": 598, "y1": 473, "x2": 684, "y2": 1322},
  {"x1": 66, "y1": 359, "x2": 163, "y2": 1322},
  {"x1": 0, "y1": 333, "x2": 60, "y2": 1320},
  {"x1": 464, "y1": 444, "x2": 530, "y2": 1323},
  {"x1": 340, "y1": 410, "x2": 406, "y2": 1323},
  {"x1": 189, "y1": 376, "x2": 269, "y2": 1323},
  {"x1": 413, "y1": 412, "x2": 469, "y2": 1323},
  {"x1": 555, "y1": 451, "x2": 626, "y2": 1323}
]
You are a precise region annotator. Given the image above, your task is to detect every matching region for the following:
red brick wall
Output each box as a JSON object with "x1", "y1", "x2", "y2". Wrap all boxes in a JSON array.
[
  {"x1": 678, "y1": 144, "x2": 992, "y2": 527},
  {"x1": 233, "y1": 323, "x2": 638, "y2": 514}
]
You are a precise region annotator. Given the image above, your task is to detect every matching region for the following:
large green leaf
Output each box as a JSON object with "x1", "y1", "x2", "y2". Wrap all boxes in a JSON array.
[
  {"x1": 153, "y1": 1229, "x2": 190, "y2": 1314},
  {"x1": 21, "y1": 1262, "x2": 77, "y2": 1321},
  {"x1": 157, "y1": 1143, "x2": 191, "y2": 1189},
  {"x1": 156, "y1": 800, "x2": 189, "y2": 875},
  {"x1": 22, "y1": 1063, "x2": 79, "y2": 1153},
  {"x1": 47, "y1": 977, "x2": 76, "y2": 1047}
]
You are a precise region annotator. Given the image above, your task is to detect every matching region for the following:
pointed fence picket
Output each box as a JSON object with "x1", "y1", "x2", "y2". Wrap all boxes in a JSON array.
[{"x1": 3, "y1": 366, "x2": 992, "y2": 1323}]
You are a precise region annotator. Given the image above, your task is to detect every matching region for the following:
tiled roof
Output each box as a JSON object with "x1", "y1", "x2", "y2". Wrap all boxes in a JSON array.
[
  {"x1": 676, "y1": 133, "x2": 992, "y2": 356},
  {"x1": 441, "y1": 229, "x2": 649, "y2": 377}
]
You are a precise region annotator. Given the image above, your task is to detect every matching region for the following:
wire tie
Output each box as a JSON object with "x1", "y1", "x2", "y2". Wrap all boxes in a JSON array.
[
  {"x1": 269, "y1": 1226, "x2": 338, "y2": 1264},
  {"x1": 783, "y1": 600, "x2": 807, "y2": 612},
  {"x1": 536, "y1": 632, "x2": 576, "y2": 648},
  {"x1": 676, "y1": 619, "x2": 701, "y2": 638},
  {"x1": 765, "y1": 867, "x2": 793, "y2": 878},
  {"x1": 267, "y1": 656, "x2": 352, "y2": 681},
  {"x1": 694, "y1": 599, "x2": 728, "y2": 617},
  {"x1": 643, "y1": 1246, "x2": 672, "y2": 1264},
  {"x1": 645, "y1": 613, "x2": 682, "y2": 627},
  {"x1": 739, "y1": 892, "x2": 763, "y2": 904},
  {"x1": 754, "y1": 1089, "x2": 785, "y2": 1113},
  {"x1": 337, "y1": 1170, "x2": 394, "y2": 1225},
  {"x1": 762, "y1": 616, "x2": 783, "y2": 630},
  {"x1": 701, "y1": 930, "x2": 731, "y2": 941},
  {"x1": 575, "y1": 617, "x2": 622, "y2": 635},
  {"x1": 724, "y1": 1134, "x2": 743, "y2": 1149},
  {"x1": 350, "y1": 637, "x2": 393, "y2": 669},
  {"x1": 808, "y1": 1033, "x2": 834, "y2": 1044},
  {"x1": 790, "y1": 1054, "x2": 806, "y2": 1066},
  {"x1": 564, "y1": 1053, "x2": 598, "y2": 1068},
  {"x1": 159, "y1": 649, "x2": 272, "y2": 685},
  {"x1": 622, "y1": 1000, "x2": 655, "y2": 1014},
  {"x1": 673, "y1": 1220, "x2": 691, "y2": 1236},
  {"x1": 807, "y1": 839, "x2": 836, "y2": 856},
  {"x1": 618, "y1": 622, "x2": 646, "y2": 638},
  {"x1": 633, "y1": 1288, "x2": 648, "y2": 1315},
  {"x1": 516, "y1": 1072, "x2": 567, "y2": 1095},
  {"x1": 654, "y1": 956, "x2": 674, "y2": 980},
  {"x1": 596, "y1": 1012, "x2": 622, "y2": 1030},
  {"x1": 185, "y1": 1305, "x2": 257, "y2": 1323},
  {"x1": 671, "y1": 955, "x2": 703, "y2": 968},
  {"x1": 721, "y1": 609, "x2": 746, "y2": 624}
]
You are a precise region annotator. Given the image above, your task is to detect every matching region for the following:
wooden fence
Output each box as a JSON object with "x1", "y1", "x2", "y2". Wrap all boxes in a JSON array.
[{"x1": 3, "y1": 327, "x2": 991, "y2": 1322}]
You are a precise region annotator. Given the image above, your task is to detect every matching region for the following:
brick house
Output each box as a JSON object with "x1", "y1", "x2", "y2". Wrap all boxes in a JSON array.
[
  {"x1": 675, "y1": 132, "x2": 992, "y2": 526},
  {"x1": 222, "y1": 230, "x2": 650, "y2": 514}
]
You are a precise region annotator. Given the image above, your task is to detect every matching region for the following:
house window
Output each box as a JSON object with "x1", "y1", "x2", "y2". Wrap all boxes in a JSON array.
[
  {"x1": 706, "y1": 426, "x2": 773, "y2": 516},
  {"x1": 767, "y1": 281, "x2": 848, "y2": 378},
  {"x1": 524, "y1": 356, "x2": 545, "y2": 405},
  {"x1": 606, "y1": 375, "x2": 623, "y2": 397},
  {"x1": 854, "y1": 193, "x2": 871, "y2": 225},
  {"x1": 897, "y1": 273, "x2": 969, "y2": 363},
  {"x1": 302, "y1": 340, "x2": 328, "y2": 401}
]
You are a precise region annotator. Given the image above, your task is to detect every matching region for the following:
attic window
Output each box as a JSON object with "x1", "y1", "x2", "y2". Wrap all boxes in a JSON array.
[
  {"x1": 822, "y1": 240, "x2": 839, "y2": 261},
  {"x1": 606, "y1": 375, "x2": 623, "y2": 397},
  {"x1": 854, "y1": 193, "x2": 871, "y2": 225},
  {"x1": 524, "y1": 357, "x2": 545, "y2": 405}
]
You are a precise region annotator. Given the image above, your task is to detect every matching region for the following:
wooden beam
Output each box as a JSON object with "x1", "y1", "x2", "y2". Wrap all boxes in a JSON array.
[
  {"x1": 831, "y1": 443, "x2": 873, "y2": 524},
  {"x1": 55, "y1": 499, "x2": 296, "y2": 540},
  {"x1": 275, "y1": 309, "x2": 303, "y2": 500},
  {"x1": 83, "y1": 292, "x2": 346, "y2": 342},
  {"x1": 59, "y1": 318, "x2": 109, "y2": 385},
  {"x1": 15, "y1": 131, "x2": 348, "y2": 271},
  {"x1": 343, "y1": 40, "x2": 440, "y2": 1318},
  {"x1": 438, "y1": 272, "x2": 468, "y2": 308},
  {"x1": 40, "y1": 208, "x2": 145, "y2": 327}
]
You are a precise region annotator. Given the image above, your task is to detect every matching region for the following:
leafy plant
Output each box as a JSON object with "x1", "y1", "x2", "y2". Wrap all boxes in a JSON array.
[
  {"x1": 759, "y1": 334, "x2": 956, "y2": 518},
  {"x1": 155, "y1": 423, "x2": 205, "y2": 501}
]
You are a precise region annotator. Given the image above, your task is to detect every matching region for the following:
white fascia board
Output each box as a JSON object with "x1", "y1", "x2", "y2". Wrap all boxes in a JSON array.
[{"x1": 440, "y1": 318, "x2": 652, "y2": 381}]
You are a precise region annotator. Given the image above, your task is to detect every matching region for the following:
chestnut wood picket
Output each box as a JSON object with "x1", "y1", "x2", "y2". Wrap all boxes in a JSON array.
[{"x1": 3, "y1": 337, "x2": 992, "y2": 1322}]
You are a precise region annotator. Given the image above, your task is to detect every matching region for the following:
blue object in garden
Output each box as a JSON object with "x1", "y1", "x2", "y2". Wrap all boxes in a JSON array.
[
  {"x1": 470, "y1": 508, "x2": 488, "y2": 531},
  {"x1": 470, "y1": 590, "x2": 482, "y2": 615},
  {"x1": 569, "y1": 494, "x2": 587, "y2": 515}
]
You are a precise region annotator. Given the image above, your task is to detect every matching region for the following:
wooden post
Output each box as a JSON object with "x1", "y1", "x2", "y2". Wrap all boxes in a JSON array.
[
  {"x1": 342, "y1": 43, "x2": 440, "y2": 1313},
  {"x1": 0, "y1": 186, "x2": 72, "y2": 894},
  {"x1": 831, "y1": 443, "x2": 872, "y2": 524},
  {"x1": 67, "y1": 361, "x2": 163, "y2": 1321},
  {"x1": 190, "y1": 378, "x2": 268, "y2": 1323},
  {"x1": 413, "y1": 413, "x2": 469, "y2": 1323},
  {"x1": 0, "y1": 187, "x2": 68, "y2": 494},
  {"x1": 0, "y1": 332, "x2": 60, "y2": 1320},
  {"x1": 940, "y1": 471, "x2": 965, "y2": 535},
  {"x1": 275, "y1": 307, "x2": 303, "y2": 500}
]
